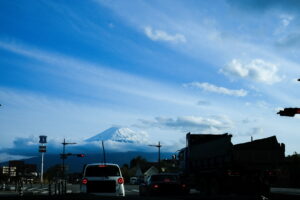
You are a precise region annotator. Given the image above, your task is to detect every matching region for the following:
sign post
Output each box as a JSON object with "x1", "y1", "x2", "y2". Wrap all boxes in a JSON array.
[{"x1": 39, "y1": 135, "x2": 47, "y2": 184}]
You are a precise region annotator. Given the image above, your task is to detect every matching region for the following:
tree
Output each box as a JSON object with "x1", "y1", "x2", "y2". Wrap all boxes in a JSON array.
[
  {"x1": 43, "y1": 164, "x2": 62, "y2": 182},
  {"x1": 120, "y1": 164, "x2": 131, "y2": 183},
  {"x1": 129, "y1": 156, "x2": 147, "y2": 170}
]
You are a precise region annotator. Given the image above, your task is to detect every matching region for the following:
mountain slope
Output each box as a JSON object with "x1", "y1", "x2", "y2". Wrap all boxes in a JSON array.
[{"x1": 85, "y1": 127, "x2": 149, "y2": 144}]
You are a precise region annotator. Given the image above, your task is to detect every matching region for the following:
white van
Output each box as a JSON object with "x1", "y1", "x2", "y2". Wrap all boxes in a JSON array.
[{"x1": 80, "y1": 163, "x2": 125, "y2": 196}]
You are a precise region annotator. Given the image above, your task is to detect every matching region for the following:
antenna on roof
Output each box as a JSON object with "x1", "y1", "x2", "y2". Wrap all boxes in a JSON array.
[{"x1": 101, "y1": 140, "x2": 107, "y2": 164}]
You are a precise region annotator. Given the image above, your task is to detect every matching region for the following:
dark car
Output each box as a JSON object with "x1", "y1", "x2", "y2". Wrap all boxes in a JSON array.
[{"x1": 139, "y1": 173, "x2": 189, "y2": 196}]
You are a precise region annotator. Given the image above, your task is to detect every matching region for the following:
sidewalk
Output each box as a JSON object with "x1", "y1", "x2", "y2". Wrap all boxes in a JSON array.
[{"x1": 271, "y1": 187, "x2": 300, "y2": 196}]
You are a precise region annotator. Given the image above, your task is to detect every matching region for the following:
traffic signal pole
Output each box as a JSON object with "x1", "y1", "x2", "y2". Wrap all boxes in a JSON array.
[
  {"x1": 41, "y1": 148, "x2": 44, "y2": 183},
  {"x1": 61, "y1": 139, "x2": 77, "y2": 194},
  {"x1": 39, "y1": 135, "x2": 47, "y2": 184},
  {"x1": 61, "y1": 139, "x2": 77, "y2": 177}
]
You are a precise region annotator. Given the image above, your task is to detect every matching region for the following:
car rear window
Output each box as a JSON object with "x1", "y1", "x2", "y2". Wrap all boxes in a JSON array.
[
  {"x1": 151, "y1": 175, "x2": 178, "y2": 182},
  {"x1": 85, "y1": 165, "x2": 120, "y2": 177}
]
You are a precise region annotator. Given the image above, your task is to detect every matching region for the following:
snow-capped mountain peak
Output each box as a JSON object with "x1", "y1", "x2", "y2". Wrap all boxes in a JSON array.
[{"x1": 85, "y1": 126, "x2": 149, "y2": 144}]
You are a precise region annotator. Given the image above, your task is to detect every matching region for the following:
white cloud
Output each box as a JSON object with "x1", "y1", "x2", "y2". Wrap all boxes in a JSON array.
[
  {"x1": 274, "y1": 14, "x2": 294, "y2": 35},
  {"x1": 0, "y1": 153, "x2": 33, "y2": 163},
  {"x1": 144, "y1": 26, "x2": 186, "y2": 43},
  {"x1": 0, "y1": 134, "x2": 156, "y2": 157},
  {"x1": 183, "y1": 82, "x2": 247, "y2": 97},
  {"x1": 140, "y1": 115, "x2": 233, "y2": 133},
  {"x1": 220, "y1": 59, "x2": 282, "y2": 84},
  {"x1": 280, "y1": 14, "x2": 294, "y2": 28}
]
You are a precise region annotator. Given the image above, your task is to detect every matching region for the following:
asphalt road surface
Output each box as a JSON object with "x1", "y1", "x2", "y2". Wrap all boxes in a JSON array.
[{"x1": 1, "y1": 184, "x2": 300, "y2": 200}]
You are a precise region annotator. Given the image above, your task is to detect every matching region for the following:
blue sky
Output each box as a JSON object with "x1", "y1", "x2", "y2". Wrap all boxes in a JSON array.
[{"x1": 1, "y1": 0, "x2": 300, "y2": 156}]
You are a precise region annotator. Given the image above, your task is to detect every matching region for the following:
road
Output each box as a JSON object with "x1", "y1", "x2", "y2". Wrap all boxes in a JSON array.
[{"x1": 1, "y1": 184, "x2": 300, "y2": 200}]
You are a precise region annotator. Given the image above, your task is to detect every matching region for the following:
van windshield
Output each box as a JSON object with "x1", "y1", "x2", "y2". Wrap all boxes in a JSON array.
[{"x1": 85, "y1": 165, "x2": 120, "y2": 177}]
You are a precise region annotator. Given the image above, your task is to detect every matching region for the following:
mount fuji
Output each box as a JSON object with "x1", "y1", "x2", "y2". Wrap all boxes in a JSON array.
[
  {"x1": 85, "y1": 126, "x2": 150, "y2": 144},
  {"x1": 0, "y1": 127, "x2": 176, "y2": 172}
]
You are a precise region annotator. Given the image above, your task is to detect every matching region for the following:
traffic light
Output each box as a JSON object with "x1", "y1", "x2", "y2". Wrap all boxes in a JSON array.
[
  {"x1": 77, "y1": 154, "x2": 85, "y2": 157},
  {"x1": 277, "y1": 108, "x2": 300, "y2": 117}
]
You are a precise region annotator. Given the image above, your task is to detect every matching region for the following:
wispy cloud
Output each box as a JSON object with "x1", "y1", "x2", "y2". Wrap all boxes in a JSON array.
[
  {"x1": 144, "y1": 26, "x2": 186, "y2": 43},
  {"x1": 220, "y1": 59, "x2": 282, "y2": 84},
  {"x1": 227, "y1": 0, "x2": 300, "y2": 12},
  {"x1": 276, "y1": 32, "x2": 300, "y2": 48},
  {"x1": 0, "y1": 40, "x2": 195, "y2": 107},
  {"x1": 280, "y1": 14, "x2": 294, "y2": 28},
  {"x1": 197, "y1": 100, "x2": 210, "y2": 106},
  {"x1": 0, "y1": 87, "x2": 147, "y2": 146},
  {"x1": 274, "y1": 14, "x2": 295, "y2": 35},
  {"x1": 183, "y1": 82, "x2": 247, "y2": 97},
  {"x1": 140, "y1": 115, "x2": 234, "y2": 133}
]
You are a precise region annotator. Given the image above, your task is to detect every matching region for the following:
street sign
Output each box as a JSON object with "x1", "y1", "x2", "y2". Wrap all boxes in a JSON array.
[
  {"x1": 39, "y1": 145, "x2": 46, "y2": 153},
  {"x1": 39, "y1": 135, "x2": 47, "y2": 144}
]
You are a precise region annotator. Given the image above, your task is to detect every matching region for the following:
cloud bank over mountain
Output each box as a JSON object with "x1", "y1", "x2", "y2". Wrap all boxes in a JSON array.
[{"x1": 0, "y1": 127, "x2": 175, "y2": 163}]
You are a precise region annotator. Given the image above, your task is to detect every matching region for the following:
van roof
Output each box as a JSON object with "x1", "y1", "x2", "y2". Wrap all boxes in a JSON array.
[{"x1": 85, "y1": 163, "x2": 120, "y2": 167}]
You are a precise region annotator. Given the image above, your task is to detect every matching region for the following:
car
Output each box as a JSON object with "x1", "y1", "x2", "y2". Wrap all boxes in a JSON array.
[
  {"x1": 80, "y1": 163, "x2": 125, "y2": 196},
  {"x1": 130, "y1": 177, "x2": 138, "y2": 184},
  {"x1": 139, "y1": 173, "x2": 189, "y2": 196}
]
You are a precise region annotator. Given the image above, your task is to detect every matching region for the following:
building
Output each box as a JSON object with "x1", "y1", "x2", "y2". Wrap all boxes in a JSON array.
[
  {"x1": 1, "y1": 166, "x2": 17, "y2": 177},
  {"x1": 0, "y1": 160, "x2": 37, "y2": 180}
]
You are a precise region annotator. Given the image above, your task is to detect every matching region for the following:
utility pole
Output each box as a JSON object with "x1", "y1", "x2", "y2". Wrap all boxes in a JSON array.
[
  {"x1": 149, "y1": 141, "x2": 162, "y2": 172},
  {"x1": 61, "y1": 139, "x2": 76, "y2": 179},
  {"x1": 59, "y1": 139, "x2": 84, "y2": 195}
]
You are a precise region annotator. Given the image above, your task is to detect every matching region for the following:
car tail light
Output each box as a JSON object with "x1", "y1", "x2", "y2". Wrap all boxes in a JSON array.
[
  {"x1": 153, "y1": 184, "x2": 159, "y2": 189},
  {"x1": 99, "y1": 165, "x2": 106, "y2": 167},
  {"x1": 227, "y1": 171, "x2": 240, "y2": 176},
  {"x1": 267, "y1": 170, "x2": 276, "y2": 176},
  {"x1": 82, "y1": 178, "x2": 88, "y2": 185},
  {"x1": 117, "y1": 178, "x2": 124, "y2": 184}
]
